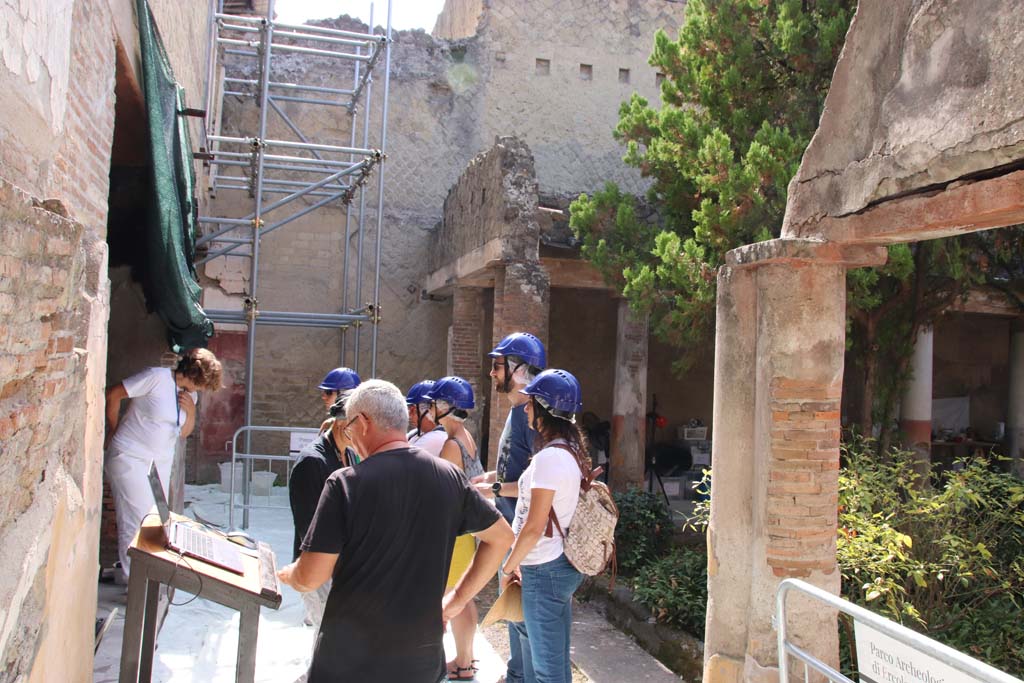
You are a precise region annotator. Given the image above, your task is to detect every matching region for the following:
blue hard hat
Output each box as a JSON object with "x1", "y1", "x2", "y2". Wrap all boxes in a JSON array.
[
  {"x1": 520, "y1": 369, "x2": 582, "y2": 415},
  {"x1": 406, "y1": 380, "x2": 435, "y2": 406},
  {"x1": 423, "y1": 376, "x2": 475, "y2": 410},
  {"x1": 318, "y1": 367, "x2": 361, "y2": 392},
  {"x1": 488, "y1": 332, "x2": 547, "y2": 369}
]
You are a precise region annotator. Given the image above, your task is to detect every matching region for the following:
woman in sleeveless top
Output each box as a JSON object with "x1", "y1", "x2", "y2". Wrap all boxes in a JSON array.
[{"x1": 423, "y1": 376, "x2": 483, "y2": 681}]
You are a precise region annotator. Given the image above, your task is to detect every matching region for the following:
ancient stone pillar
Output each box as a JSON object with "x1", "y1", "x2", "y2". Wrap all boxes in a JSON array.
[
  {"x1": 609, "y1": 299, "x2": 648, "y2": 491},
  {"x1": 450, "y1": 286, "x2": 486, "y2": 442},
  {"x1": 704, "y1": 239, "x2": 886, "y2": 683},
  {"x1": 900, "y1": 326, "x2": 933, "y2": 478},
  {"x1": 1008, "y1": 319, "x2": 1024, "y2": 478},
  {"x1": 486, "y1": 262, "x2": 551, "y2": 457}
]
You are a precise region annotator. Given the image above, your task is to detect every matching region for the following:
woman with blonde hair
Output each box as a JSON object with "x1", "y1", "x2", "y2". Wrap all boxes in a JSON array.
[{"x1": 104, "y1": 348, "x2": 223, "y2": 579}]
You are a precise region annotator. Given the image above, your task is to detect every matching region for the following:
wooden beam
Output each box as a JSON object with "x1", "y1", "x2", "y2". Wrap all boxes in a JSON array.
[
  {"x1": 541, "y1": 257, "x2": 613, "y2": 290},
  {"x1": 789, "y1": 170, "x2": 1024, "y2": 245}
]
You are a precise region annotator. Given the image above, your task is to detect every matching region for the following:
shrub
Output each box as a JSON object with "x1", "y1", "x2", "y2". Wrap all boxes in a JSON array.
[
  {"x1": 632, "y1": 547, "x2": 707, "y2": 635},
  {"x1": 838, "y1": 436, "x2": 1024, "y2": 672},
  {"x1": 613, "y1": 488, "x2": 673, "y2": 576}
]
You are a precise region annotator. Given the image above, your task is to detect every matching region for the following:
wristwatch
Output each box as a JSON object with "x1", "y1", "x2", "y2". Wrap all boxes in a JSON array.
[{"x1": 491, "y1": 481, "x2": 502, "y2": 497}]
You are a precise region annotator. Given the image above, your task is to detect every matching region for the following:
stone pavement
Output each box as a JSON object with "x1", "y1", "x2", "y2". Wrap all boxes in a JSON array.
[{"x1": 571, "y1": 601, "x2": 684, "y2": 683}]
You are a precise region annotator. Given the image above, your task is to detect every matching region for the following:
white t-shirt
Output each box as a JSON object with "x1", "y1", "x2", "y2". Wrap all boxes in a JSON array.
[
  {"x1": 109, "y1": 367, "x2": 196, "y2": 463},
  {"x1": 409, "y1": 426, "x2": 447, "y2": 458},
  {"x1": 512, "y1": 441, "x2": 582, "y2": 566}
]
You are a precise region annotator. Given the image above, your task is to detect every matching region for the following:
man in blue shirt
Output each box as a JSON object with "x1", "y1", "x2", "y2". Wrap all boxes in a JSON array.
[{"x1": 472, "y1": 332, "x2": 545, "y2": 683}]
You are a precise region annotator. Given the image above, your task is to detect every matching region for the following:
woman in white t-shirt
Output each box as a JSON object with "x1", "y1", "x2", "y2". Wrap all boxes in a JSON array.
[
  {"x1": 104, "y1": 349, "x2": 223, "y2": 578},
  {"x1": 501, "y1": 369, "x2": 588, "y2": 683}
]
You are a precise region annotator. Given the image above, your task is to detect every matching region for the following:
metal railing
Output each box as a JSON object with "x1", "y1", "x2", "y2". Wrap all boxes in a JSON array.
[
  {"x1": 775, "y1": 579, "x2": 1021, "y2": 683},
  {"x1": 228, "y1": 425, "x2": 319, "y2": 528}
]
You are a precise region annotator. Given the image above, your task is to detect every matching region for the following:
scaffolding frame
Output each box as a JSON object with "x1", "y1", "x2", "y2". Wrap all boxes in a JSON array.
[{"x1": 198, "y1": 0, "x2": 392, "y2": 525}]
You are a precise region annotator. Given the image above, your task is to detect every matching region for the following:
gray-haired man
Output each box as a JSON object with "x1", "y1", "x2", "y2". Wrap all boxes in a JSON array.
[{"x1": 278, "y1": 379, "x2": 513, "y2": 682}]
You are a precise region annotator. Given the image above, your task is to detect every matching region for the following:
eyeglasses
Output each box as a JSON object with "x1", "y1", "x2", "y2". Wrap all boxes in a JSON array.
[
  {"x1": 343, "y1": 413, "x2": 364, "y2": 436},
  {"x1": 491, "y1": 360, "x2": 507, "y2": 371},
  {"x1": 322, "y1": 389, "x2": 337, "y2": 397}
]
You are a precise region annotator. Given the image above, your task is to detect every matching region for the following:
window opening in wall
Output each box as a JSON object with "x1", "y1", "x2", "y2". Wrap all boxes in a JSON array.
[
  {"x1": 481, "y1": 188, "x2": 486, "y2": 205},
  {"x1": 580, "y1": 63, "x2": 593, "y2": 81},
  {"x1": 535, "y1": 58, "x2": 550, "y2": 76},
  {"x1": 656, "y1": 72, "x2": 666, "y2": 87},
  {"x1": 618, "y1": 68, "x2": 630, "y2": 84}
]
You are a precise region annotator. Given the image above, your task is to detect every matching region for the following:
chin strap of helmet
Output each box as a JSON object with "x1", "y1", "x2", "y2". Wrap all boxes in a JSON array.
[
  {"x1": 500, "y1": 358, "x2": 526, "y2": 394},
  {"x1": 432, "y1": 401, "x2": 455, "y2": 423},
  {"x1": 415, "y1": 404, "x2": 429, "y2": 437}
]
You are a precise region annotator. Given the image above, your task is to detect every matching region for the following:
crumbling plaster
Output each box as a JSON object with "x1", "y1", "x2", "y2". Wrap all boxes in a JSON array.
[
  {"x1": 205, "y1": 2, "x2": 685, "y2": 435},
  {"x1": 784, "y1": 0, "x2": 1024, "y2": 236}
]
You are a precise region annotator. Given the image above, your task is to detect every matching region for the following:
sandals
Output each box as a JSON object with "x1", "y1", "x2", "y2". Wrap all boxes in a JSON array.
[{"x1": 446, "y1": 660, "x2": 479, "y2": 681}]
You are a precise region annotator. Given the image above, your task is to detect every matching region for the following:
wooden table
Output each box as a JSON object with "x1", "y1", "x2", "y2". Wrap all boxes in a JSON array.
[{"x1": 118, "y1": 513, "x2": 281, "y2": 683}]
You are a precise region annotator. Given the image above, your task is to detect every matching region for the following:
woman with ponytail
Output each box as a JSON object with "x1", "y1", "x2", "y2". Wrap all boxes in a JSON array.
[{"x1": 500, "y1": 369, "x2": 588, "y2": 683}]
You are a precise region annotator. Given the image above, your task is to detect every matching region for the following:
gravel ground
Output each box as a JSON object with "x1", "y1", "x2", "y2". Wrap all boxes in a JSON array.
[{"x1": 475, "y1": 577, "x2": 591, "y2": 683}]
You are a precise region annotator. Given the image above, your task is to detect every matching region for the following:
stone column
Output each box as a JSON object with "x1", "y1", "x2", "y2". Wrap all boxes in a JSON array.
[
  {"x1": 486, "y1": 262, "x2": 551, "y2": 455},
  {"x1": 703, "y1": 240, "x2": 886, "y2": 683},
  {"x1": 900, "y1": 326, "x2": 933, "y2": 478},
  {"x1": 609, "y1": 299, "x2": 648, "y2": 491},
  {"x1": 1008, "y1": 319, "x2": 1024, "y2": 478},
  {"x1": 450, "y1": 286, "x2": 486, "y2": 442}
]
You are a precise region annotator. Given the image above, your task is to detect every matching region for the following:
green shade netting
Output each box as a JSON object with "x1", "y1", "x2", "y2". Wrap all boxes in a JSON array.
[{"x1": 136, "y1": 0, "x2": 214, "y2": 351}]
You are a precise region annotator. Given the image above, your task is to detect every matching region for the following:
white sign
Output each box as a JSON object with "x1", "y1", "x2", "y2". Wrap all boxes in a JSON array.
[
  {"x1": 854, "y1": 621, "x2": 979, "y2": 683},
  {"x1": 289, "y1": 431, "x2": 317, "y2": 454}
]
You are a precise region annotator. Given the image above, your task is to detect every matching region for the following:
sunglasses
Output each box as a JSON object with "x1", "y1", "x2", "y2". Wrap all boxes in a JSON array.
[
  {"x1": 322, "y1": 389, "x2": 338, "y2": 397},
  {"x1": 491, "y1": 360, "x2": 507, "y2": 371}
]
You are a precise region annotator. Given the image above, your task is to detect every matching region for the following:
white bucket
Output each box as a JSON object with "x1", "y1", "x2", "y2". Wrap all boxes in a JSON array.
[
  {"x1": 250, "y1": 470, "x2": 277, "y2": 496},
  {"x1": 218, "y1": 462, "x2": 244, "y2": 494}
]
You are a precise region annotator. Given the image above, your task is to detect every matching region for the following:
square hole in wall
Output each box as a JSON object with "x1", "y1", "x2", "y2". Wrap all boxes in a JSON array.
[
  {"x1": 618, "y1": 68, "x2": 630, "y2": 84},
  {"x1": 580, "y1": 63, "x2": 593, "y2": 81},
  {"x1": 656, "y1": 72, "x2": 666, "y2": 88},
  {"x1": 535, "y1": 58, "x2": 550, "y2": 76}
]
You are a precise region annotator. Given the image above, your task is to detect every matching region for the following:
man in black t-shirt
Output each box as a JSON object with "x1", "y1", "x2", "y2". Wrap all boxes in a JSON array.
[{"x1": 278, "y1": 380, "x2": 512, "y2": 683}]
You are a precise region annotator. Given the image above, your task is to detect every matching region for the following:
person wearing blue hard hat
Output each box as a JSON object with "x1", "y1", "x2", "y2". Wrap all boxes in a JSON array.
[
  {"x1": 501, "y1": 369, "x2": 588, "y2": 683},
  {"x1": 317, "y1": 366, "x2": 361, "y2": 411},
  {"x1": 422, "y1": 376, "x2": 485, "y2": 680},
  {"x1": 473, "y1": 331, "x2": 546, "y2": 683},
  {"x1": 405, "y1": 380, "x2": 446, "y2": 457}
]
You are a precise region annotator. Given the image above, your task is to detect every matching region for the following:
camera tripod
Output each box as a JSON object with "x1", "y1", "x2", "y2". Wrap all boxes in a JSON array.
[{"x1": 644, "y1": 394, "x2": 671, "y2": 509}]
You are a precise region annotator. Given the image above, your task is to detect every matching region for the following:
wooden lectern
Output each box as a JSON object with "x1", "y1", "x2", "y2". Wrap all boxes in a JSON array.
[{"x1": 118, "y1": 513, "x2": 282, "y2": 683}]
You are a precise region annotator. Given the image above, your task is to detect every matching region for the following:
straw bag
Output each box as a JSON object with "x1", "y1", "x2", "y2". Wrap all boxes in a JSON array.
[{"x1": 546, "y1": 446, "x2": 619, "y2": 577}]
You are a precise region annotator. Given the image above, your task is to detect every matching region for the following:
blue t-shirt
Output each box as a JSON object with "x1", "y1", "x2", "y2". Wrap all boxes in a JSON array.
[{"x1": 496, "y1": 404, "x2": 533, "y2": 484}]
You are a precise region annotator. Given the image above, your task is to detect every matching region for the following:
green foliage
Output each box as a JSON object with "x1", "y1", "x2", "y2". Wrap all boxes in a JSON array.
[
  {"x1": 632, "y1": 547, "x2": 708, "y2": 635},
  {"x1": 838, "y1": 435, "x2": 1024, "y2": 671},
  {"x1": 613, "y1": 488, "x2": 674, "y2": 576},
  {"x1": 570, "y1": 0, "x2": 855, "y2": 369}
]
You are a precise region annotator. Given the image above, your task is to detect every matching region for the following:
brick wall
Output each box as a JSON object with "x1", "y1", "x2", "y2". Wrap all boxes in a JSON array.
[
  {"x1": 766, "y1": 378, "x2": 842, "y2": 578},
  {"x1": 450, "y1": 286, "x2": 487, "y2": 444}
]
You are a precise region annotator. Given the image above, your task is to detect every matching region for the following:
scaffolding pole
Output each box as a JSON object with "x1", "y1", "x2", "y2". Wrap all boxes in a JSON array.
[{"x1": 199, "y1": 0, "x2": 391, "y2": 527}]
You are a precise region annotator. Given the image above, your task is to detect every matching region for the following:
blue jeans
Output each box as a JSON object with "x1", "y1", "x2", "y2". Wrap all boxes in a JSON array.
[
  {"x1": 508, "y1": 554, "x2": 583, "y2": 683},
  {"x1": 495, "y1": 496, "x2": 526, "y2": 682}
]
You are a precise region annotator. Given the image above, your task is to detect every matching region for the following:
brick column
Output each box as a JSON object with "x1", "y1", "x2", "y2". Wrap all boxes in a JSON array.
[
  {"x1": 450, "y1": 286, "x2": 486, "y2": 441},
  {"x1": 487, "y1": 262, "x2": 551, "y2": 458},
  {"x1": 704, "y1": 239, "x2": 886, "y2": 683},
  {"x1": 609, "y1": 299, "x2": 648, "y2": 491}
]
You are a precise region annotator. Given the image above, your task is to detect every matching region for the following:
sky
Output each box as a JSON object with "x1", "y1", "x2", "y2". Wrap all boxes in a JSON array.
[{"x1": 274, "y1": 0, "x2": 448, "y2": 31}]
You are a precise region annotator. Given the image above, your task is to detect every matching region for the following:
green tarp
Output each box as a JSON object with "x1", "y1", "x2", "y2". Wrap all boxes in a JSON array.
[{"x1": 136, "y1": 0, "x2": 214, "y2": 351}]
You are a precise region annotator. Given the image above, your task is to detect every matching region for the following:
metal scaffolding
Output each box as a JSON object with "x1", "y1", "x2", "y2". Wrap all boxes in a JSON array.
[{"x1": 198, "y1": 0, "x2": 392, "y2": 525}]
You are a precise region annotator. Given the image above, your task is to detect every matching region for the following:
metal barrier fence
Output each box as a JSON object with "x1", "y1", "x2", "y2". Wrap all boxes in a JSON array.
[
  {"x1": 229, "y1": 425, "x2": 320, "y2": 529},
  {"x1": 775, "y1": 579, "x2": 1021, "y2": 683}
]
